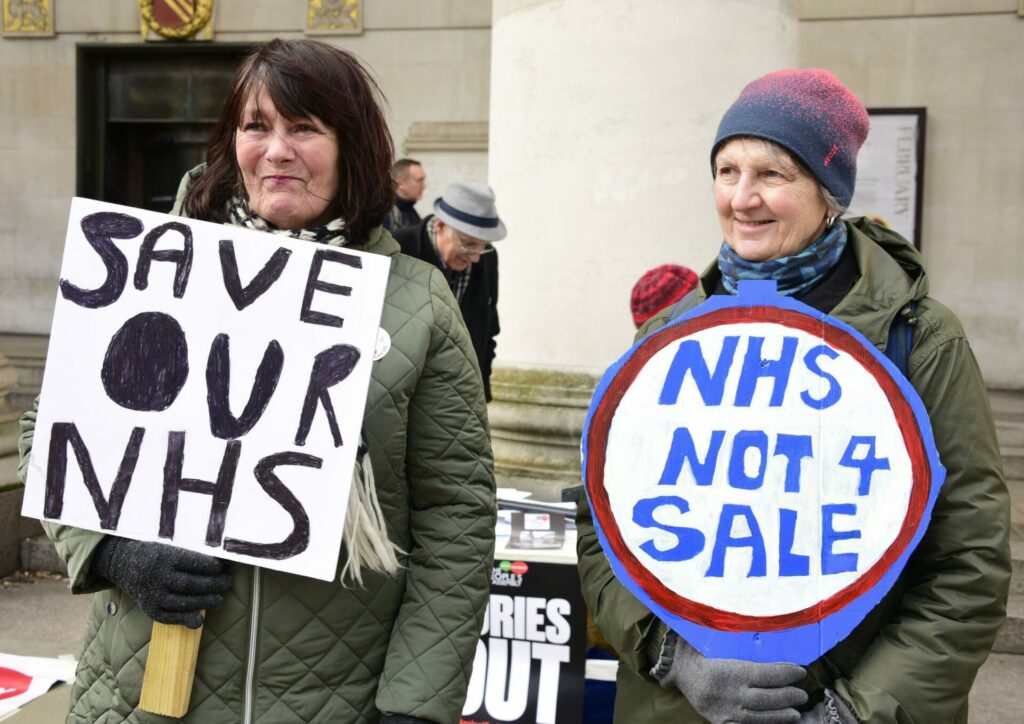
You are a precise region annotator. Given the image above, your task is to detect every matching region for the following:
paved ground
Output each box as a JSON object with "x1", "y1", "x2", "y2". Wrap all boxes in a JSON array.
[{"x1": 2, "y1": 573, "x2": 1023, "y2": 723}]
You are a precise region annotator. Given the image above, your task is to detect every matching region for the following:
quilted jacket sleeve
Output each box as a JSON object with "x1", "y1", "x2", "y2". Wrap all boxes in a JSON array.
[
  {"x1": 376, "y1": 268, "x2": 497, "y2": 724},
  {"x1": 17, "y1": 400, "x2": 109, "y2": 594},
  {"x1": 834, "y1": 303, "x2": 1011, "y2": 722}
]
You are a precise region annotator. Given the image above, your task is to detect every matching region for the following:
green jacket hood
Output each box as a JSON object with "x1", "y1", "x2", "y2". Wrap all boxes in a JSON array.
[{"x1": 171, "y1": 163, "x2": 401, "y2": 258}]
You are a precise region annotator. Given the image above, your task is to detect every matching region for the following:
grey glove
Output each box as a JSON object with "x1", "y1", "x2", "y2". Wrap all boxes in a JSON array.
[
  {"x1": 797, "y1": 689, "x2": 858, "y2": 723},
  {"x1": 92, "y1": 537, "x2": 231, "y2": 629},
  {"x1": 652, "y1": 630, "x2": 808, "y2": 724}
]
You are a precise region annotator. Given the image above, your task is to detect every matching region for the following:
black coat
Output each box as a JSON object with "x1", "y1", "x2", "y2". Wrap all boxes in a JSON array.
[{"x1": 393, "y1": 216, "x2": 499, "y2": 401}]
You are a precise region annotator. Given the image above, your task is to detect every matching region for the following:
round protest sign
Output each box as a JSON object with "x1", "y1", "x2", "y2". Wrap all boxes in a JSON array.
[{"x1": 582, "y1": 281, "x2": 944, "y2": 664}]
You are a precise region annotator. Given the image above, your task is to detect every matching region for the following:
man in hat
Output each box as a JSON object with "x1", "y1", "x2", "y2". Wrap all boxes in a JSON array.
[
  {"x1": 393, "y1": 182, "x2": 506, "y2": 401},
  {"x1": 383, "y1": 158, "x2": 426, "y2": 231}
]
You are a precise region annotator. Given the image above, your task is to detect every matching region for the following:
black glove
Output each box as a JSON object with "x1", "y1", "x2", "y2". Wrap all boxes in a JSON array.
[
  {"x1": 379, "y1": 716, "x2": 435, "y2": 724},
  {"x1": 797, "y1": 689, "x2": 858, "y2": 723},
  {"x1": 652, "y1": 630, "x2": 807, "y2": 724},
  {"x1": 91, "y1": 537, "x2": 231, "y2": 628}
]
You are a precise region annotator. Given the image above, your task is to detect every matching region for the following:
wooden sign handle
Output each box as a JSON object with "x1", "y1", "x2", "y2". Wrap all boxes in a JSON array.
[{"x1": 139, "y1": 617, "x2": 204, "y2": 717}]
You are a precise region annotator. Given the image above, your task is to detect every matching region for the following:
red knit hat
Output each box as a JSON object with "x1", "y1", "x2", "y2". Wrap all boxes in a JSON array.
[{"x1": 630, "y1": 265, "x2": 699, "y2": 328}]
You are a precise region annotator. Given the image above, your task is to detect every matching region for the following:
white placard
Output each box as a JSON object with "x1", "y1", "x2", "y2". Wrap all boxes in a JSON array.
[{"x1": 22, "y1": 198, "x2": 391, "y2": 582}]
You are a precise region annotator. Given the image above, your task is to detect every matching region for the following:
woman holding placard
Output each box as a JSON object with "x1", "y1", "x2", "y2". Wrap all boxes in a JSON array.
[
  {"x1": 20, "y1": 38, "x2": 495, "y2": 724},
  {"x1": 577, "y1": 69, "x2": 1009, "y2": 723}
]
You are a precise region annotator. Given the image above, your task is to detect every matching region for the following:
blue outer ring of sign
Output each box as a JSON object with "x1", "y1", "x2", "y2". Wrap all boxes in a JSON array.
[{"x1": 581, "y1": 280, "x2": 946, "y2": 664}]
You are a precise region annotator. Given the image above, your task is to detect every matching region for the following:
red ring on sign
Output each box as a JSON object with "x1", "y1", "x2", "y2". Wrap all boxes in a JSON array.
[{"x1": 585, "y1": 305, "x2": 930, "y2": 632}]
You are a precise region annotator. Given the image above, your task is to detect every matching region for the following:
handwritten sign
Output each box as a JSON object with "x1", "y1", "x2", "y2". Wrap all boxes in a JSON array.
[
  {"x1": 22, "y1": 198, "x2": 390, "y2": 582},
  {"x1": 582, "y1": 281, "x2": 944, "y2": 664}
]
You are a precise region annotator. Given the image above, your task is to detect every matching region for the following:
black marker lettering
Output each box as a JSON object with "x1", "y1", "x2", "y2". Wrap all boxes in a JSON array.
[
  {"x1": 206, "y1": 333, "x2": 284, "y2": 439},
  {"x1": 294, "y1": 344, "x2": 361, "y2": 447},
  {"x1": 223, "y1": 451, "x2": 321, "y2": 560},
  {"x1": 101, "y1": 312, "x2": 189, "y2": 411},
  {"x1": 219, "y1": 240, "x2": 292, "y2": 310},
  {"x1": 134, "y1": 221, "x2": 194, "y2": 298},
  {"x1": 44, "y1": 422, "x2": 144, "y2": 530},
  {"x1": 60, "y1": 212, "x2": 143, "y2": 308},
  {"x1": 299, "y1": 248, "x2": 361, "y2": 328},
  {"x1": 160, "y1": 431, "x2": 241, "y2": 546}
]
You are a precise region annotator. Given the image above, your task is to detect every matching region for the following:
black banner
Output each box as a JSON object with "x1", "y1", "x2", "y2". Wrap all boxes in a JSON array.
[{"x1": 462, "y1": 559, "x2": 587, "y2": 724}]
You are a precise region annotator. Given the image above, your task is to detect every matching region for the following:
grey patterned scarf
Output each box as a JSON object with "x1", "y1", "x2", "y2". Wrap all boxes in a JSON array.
[{"x1": 226, "y1": 196, "x2": 349, "y2": 246}]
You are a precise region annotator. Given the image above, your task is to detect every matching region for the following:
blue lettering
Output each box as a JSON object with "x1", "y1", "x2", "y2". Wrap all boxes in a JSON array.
[
  {"x1": 632, "y1": 496, "x2": 705, "y2": 563},
  {"x1": 821, "y1": 503, "x2": 860, "y2": 575},
  {"x1": 838, "y1": 436, "x2": 890, "y2": 495},
  {"x1": 727, "y1": 430, "x2": 767, "y2": 490},
  {"x1": 734, "y1": 336, "x2": 799, "y2": 407},
  {"x1": 659, "y1": 336, "x2": 740, "y2": 406},
  {"x1": 658, "y1": 428, "x2": 725, "y2": 486},
  {"x1": 800, "y1": 345, "x2": 842, "y2": 409},
  {"x1": 778, "y1": 508, "x2": 810, "y2": 576},
  {"x1": 773, "y1": 434, "x2": 813, "y2": 493},
  {"x1": 706, "y1": 504, "x2": 766, "y2": 578}
]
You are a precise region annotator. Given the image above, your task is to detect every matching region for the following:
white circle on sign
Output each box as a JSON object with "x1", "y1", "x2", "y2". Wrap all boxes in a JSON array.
[
  {"x1": 602, "y1": 321, "x2": 913, "y2": 618},
  {"x1": 373, "y1": 328, "x2": 391, "y2": 361}
]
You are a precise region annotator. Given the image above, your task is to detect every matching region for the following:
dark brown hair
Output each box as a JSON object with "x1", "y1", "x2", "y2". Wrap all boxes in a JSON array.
[{"x1": 183, "y1": 38, "x2": 394, "y2": 243}]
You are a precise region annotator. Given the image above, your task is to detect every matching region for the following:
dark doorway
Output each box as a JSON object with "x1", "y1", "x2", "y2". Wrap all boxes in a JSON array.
[{"x1": 77, "y1": 44, "x2": 252, "y2": 213}]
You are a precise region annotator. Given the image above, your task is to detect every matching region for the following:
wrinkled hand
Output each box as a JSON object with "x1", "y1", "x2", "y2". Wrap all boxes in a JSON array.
[
  {"x1": 797, "y1": 689, "x2": 858, "y2": 723},
  {"x1": 91, "y1": 537, "x2": 231, "y2": 628},
  {"x1": 653, "y1": 631, "x2": 807, "y2": 724}
]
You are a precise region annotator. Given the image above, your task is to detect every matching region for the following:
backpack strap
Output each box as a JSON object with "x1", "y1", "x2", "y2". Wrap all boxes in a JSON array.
[{"x1": 885, "y1": 302, "x2": 917, "y2": 378}]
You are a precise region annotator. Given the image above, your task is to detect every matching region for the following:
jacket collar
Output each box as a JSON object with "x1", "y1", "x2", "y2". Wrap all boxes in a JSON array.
[{"x1": 691, "y1": 218, "x2": 927, "y2": 349}]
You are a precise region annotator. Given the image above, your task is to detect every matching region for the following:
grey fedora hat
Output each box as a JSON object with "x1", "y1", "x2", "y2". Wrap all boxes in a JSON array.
[{"x1": 433, "y1": 182, "x2": 507, "y2": 242}]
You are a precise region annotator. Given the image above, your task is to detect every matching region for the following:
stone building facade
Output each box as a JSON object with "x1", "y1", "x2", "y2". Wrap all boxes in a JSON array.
[{"x1": 1, "y1": 0, "x2": 1021, "y2": 500}]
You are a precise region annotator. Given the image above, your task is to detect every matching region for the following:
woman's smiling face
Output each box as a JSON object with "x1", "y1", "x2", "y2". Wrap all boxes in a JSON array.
[
  {"x1": 713, "y1": 138, "x2": 828, "y2": 262},
  {"x1": 234, "y1": 89, "x2": 339, "y2": 230}
]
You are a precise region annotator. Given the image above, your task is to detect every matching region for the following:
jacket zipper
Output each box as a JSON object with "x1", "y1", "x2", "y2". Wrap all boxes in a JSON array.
[{"x1": 243, "y1": 567, "x2": 261, "y2": 724}]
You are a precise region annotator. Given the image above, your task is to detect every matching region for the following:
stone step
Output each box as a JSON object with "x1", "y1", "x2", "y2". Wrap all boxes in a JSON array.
[
  {"x1": 996, "y1": 420, "x2": 1024, "y2": 450},
  {"x1": 994, "y1": 542, "x2": 1024, "y2": 655},
  {"x1": 19, "y1": 534, "x2": 66, "y2": 575},
  {"x1": 1003, "y1": 446, "x2": 1024, "y2": 483},
  {"x1": 1012, "y1": 542, "x2": 1024, "y2": 597},
  {"x1": 994, "y1": 592, "x2": 1024, "y2": 655},
  {"x1": 988, "y1": 389, "x2": 1023, "y2": 422}
]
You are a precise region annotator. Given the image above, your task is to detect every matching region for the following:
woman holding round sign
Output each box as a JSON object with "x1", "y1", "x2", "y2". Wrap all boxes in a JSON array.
[
  {"x1": 577, "y1": 69, "x2": 1009, "y2": 723},
  {"x1": 20, "y1": 39, "x2": 495, "y2": 723}
]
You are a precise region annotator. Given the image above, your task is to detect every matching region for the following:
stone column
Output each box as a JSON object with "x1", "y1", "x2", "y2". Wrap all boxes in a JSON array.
[{"x1": 487, "y1": 0, "x2": 799, "y2": 497}]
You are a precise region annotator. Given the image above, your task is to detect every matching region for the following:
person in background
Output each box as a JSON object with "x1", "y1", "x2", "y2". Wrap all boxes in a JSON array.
[
  {"x1": 630, "y1": 263, "x2": 699, "y2": 328},
  {"x1": 20, "y1": 38, "x2": 495, "y2": 724},
  {"x1": 393, "y1": 182, "x2": 505, "y2": 402},
  {"x1": 577, "y1": 68, "x2": 1009, "y2": 723},
  {"x1": 383, "y1": 158, "x2": 426, "y2": 231}
]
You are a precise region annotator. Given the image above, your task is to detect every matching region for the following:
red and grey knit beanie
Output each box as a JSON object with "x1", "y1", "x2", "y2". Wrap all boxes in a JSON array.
[
  {"x1": 711, "y1": 69, "x2": 869, "y2": 209},
  {"x1": 630, "y1": 265, "x2": 699, "y2": 328}
]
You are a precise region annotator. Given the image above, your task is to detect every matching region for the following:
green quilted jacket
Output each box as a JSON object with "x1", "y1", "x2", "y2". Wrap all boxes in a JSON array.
[
  {"x1": 18, "y1": 174, "x2": 497, "y2": 723},
  {"x1": 577, "y1": 219, "x2": 1010, "y2": 723}
]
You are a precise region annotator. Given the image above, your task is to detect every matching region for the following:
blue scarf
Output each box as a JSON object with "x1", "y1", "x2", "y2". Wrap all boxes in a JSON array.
[{"x1": 718, "y1": 222, "x2": 847, "y2": 296}]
